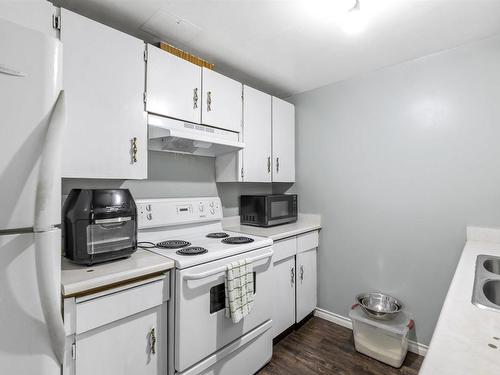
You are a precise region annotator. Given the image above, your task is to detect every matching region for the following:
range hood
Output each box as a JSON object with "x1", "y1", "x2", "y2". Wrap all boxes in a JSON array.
[{"x1": 148, "y1": 114, "x2": 244, "y2": 157}]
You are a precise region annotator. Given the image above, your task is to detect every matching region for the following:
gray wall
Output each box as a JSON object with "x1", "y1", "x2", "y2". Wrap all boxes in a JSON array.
[
  {"x1": 289, "y1": 34, "x2": 500, "y2": 345},
  {"x1": 62, "y1": 151, "x2": 272, "y2": 217}
]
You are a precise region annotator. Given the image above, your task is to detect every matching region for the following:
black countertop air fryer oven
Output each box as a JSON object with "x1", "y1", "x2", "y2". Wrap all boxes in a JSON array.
[{"x1": 63, "y1": 189, "x2": 138, "y2": 265}]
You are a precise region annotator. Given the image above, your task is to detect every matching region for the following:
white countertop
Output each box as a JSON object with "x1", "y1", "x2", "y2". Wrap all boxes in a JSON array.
[
  {"x1": 61, "y1": 249, "x2": 175, "y2": 297},
  {"x1": 420, "y1": 227, "x2": 500, "y2": 375},
  {"x1": 223, "y1": 214, "x2": 321, "y2": 241}
]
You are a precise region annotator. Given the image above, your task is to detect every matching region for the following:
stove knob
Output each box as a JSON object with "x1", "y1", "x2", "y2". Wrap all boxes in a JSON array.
[
  {"x1": 146, "y1": 204, "x2": 152, "y2": 212},
  {"x1": 210, "y1": 208, "x2": 215, "y2": 215},
  {"x1": 146, "y1": 213, "x2": 153, "y2": 221},
  {"x1": 199, "y1": 203, "x2": 204, "y2": 212},
  {"x1": 210, "y1": 201, "x2": 214, "y2": 207}
]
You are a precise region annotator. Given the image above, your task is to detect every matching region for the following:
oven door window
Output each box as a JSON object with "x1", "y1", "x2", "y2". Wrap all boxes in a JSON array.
[{"x1": 209, "y1": 272, "x2": 256, "y2": 314}]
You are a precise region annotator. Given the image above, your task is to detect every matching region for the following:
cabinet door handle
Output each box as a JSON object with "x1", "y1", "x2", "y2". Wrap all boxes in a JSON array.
[
  {"x1": 291, "y1": 267, "x2": 295, "y2": 285},
  {"x1": 132, "y1": 137, "x2": 138, "y2": 163},
  {"x1": 193, "y1": 88, "x2": 198, "y2": 109},
  {"x1": 150, "y1": 327, "x2": 157, "y2": 355},
  {"x1": 300, "y1": 265, "x2": 304, "y2": 282},
  {"x1": 267, "y1": 156, "x2": 271, "y2": 173},
  {"x1": 207, "y1": 91, "x2": 212, "y2": 112},
  {"x1": 276, "y1": 157, "x2": 280, "y2": 173}
]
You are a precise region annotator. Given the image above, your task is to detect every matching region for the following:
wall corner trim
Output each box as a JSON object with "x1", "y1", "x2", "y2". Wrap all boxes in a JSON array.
[{"x1": 313, "y1": 307, "x2": 428, "y2": 357}]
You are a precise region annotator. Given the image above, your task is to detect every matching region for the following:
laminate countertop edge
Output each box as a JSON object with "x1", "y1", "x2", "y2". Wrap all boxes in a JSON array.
[
  {"x1": 61, "y1": 249, "x2": 175, "y2": 297},
  {"x1": 223, "y1": 214, "x2": 322, "y2": 241}
]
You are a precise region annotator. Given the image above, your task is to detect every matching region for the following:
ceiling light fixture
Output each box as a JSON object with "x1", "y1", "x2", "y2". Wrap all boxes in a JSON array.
[{"x1": 341, "y1": 0, "x2": 367, "y2": 35}]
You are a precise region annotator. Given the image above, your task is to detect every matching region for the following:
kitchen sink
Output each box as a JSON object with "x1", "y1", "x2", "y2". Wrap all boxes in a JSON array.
[
  {"x1": 483, "y1": 280, "x2": 500, "y2": 306},
  {"x1": 472, "y1": 255, "x2": 500, "y2": 311},
  {"x1": 483, "y1": 258, "x2": 500, "y2": 275}
]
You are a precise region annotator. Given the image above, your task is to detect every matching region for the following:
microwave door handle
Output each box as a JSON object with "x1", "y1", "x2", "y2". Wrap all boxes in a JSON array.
[{"x1": 183, "y1": 251, "x2": 273, "y2": 281}]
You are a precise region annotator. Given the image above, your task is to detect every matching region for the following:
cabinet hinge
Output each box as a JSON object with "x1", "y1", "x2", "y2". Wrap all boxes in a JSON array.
[
  {"x1": 52, "y1": 15, "x2": 61, "y2": 30},
  {"x1": 71, "y1": 342, "x2": 76, "y2": 360},
  {"x1": 143, "y1": 92, "x2": 147, "y2": 104},
  {"x1": 144, "y1": 47, "x2": 148, "y2": 62},
  {"x1": 241, "y1": 167, "x2": 244, "y2": 179}
]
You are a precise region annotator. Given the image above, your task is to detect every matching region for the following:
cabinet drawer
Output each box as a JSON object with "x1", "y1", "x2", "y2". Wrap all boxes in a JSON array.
[
  {"x1": 297, "y1": 231, "x2": 319, "y2": 254},
  {"x1": 273, "y1": 237, "x2": 297, "y2": 263},
  {"x1": 75, "y1": 279, "x2": 164, "y2": 334}
]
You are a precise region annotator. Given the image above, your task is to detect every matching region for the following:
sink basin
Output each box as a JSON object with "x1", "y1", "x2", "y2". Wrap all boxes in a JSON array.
[
  {"x1": 483, "y1": 258, "x2": 500, "y2": 275},
  {"x1": 483, "y1": 280, "x2": 500, "y2": 306},
  {"x1": 472, "y1": 255, "x2": 500, "y2": 312}
]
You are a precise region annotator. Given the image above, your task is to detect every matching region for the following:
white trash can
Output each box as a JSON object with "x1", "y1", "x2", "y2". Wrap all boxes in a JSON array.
[{"x1": 349, "y1": 303, "x2": 414, "y2": 368}]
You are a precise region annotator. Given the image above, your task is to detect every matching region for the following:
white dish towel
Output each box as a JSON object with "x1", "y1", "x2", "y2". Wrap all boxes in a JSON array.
[{"x1": 225, "y1": 259, "x2": 254, "y2": 323}]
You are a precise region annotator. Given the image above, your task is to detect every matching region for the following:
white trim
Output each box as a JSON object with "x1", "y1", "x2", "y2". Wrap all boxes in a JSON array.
[{"x1": 314, "y1": 307, "x2": 428, "y2": 356}]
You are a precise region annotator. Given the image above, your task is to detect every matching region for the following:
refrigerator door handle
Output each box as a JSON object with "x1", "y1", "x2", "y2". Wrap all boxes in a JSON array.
[
  {"x1": 35, "y1": 90, "x2": 66, "y2": 232},
  {"x1": 35, "y1": 230, "x2": 65, "y2": 365},
  {"x1": 34, "y1": 90, "x2": 67, "y2": 365}
]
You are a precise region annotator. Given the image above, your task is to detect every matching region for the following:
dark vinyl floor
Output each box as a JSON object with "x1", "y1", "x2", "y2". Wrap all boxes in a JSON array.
[{"x1": 258, "y1": 317, "x2": 423, "y2": 375}]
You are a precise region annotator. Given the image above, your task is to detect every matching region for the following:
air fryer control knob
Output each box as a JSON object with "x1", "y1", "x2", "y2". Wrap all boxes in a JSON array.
[
  {"x1": 210, "y1": 208, "x2": 215, "y2": 215},
  {"x1": 146, "y1": 213, "x2": 153, "y2": 221}
]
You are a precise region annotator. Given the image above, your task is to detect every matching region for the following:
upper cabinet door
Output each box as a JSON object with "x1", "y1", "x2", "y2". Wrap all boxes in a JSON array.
[
  {"x1": 202, "y1": 68, "x2": 242, "y2": 133},
  {"x1": 242, "y1": 86, "x2": 272, "y2": 182},
  {"x1": 61, "y1": 9, "x2": 147, "y2": 179},
  {"x1": 272, "y1": 97, "x2": 295, "y2": 182},
  {"x1": 146, "y1": 45, "x2": 201, "y2": 124}
]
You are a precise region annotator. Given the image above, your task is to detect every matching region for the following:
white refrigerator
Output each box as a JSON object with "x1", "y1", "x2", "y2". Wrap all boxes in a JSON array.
[{"x1": 0, "y1": 18, "x2": 66, "y2": 374}]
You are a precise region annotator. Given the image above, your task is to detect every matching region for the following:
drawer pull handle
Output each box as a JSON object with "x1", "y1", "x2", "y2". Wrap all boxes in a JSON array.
[
  {"x1": 150, "y1": 327, "x2": 156, "y2": 355},
  {"x1": 291, "y1": 267, "x2": 295, "y2": 285}
]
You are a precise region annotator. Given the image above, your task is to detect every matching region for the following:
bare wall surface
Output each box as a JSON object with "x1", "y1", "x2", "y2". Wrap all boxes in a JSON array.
[
  {"x1": 289, "y1": 34, "x2": 500, "y2": 345},
  {"x1": 62, "y1": 151, "x2": 271, "y2": 217}
]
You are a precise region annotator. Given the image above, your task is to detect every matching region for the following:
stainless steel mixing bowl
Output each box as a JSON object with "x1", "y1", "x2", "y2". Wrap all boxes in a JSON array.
[{"x1": 356, "y1": 292, "x2": 403, "y2": 321}]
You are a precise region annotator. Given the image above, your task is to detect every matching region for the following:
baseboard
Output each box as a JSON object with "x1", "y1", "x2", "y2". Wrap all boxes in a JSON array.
[{"x1": 314, "y1": 307, "x2": 428, "y2": 356}]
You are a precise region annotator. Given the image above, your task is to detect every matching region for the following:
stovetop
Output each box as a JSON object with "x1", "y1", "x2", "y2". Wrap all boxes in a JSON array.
[{"x1": 138, "y1": 229, "x2": 272, "y2": 269}]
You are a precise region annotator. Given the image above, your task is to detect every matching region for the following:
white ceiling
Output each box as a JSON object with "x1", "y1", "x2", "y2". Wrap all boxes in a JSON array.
[{"x1": 54, "y1": 0, "x2": 500, "y2": 97}]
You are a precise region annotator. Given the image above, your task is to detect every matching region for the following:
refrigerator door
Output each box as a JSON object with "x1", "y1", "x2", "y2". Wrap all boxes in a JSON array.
[
  {"x1": 0, "y1": 230, "x2": 61, "y2": 374},
  {"x1": 0, "y1": 18, "x2": 62, "y2": 231}
]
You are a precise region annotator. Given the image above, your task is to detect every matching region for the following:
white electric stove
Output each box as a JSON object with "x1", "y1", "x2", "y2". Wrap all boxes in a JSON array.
[{"x1": 136, "y1": 197, "x2": 274, "y2": 375}]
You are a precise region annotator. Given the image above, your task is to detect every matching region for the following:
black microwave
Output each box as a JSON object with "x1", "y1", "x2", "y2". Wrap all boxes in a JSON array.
[{"x1": 240, "y1": 194, "x2": 297, "y2": 227}]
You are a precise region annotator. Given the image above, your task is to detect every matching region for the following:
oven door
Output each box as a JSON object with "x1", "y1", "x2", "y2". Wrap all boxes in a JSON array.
[
  {"x1": 267, "y1": 195, "x2": 297, "y2": 226},
  {"x1": 175, "y1": 246, "x2": 273, "y2": 372}
]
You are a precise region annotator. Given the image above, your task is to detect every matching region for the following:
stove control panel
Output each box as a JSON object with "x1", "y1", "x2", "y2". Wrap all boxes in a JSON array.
[{"x1": 136, "y1": 197, "x2": 222, "y2": 229}]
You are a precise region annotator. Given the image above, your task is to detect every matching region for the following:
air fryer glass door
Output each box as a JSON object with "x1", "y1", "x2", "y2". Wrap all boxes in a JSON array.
[{"x1": 86, "y1": 217, "x2": 136, "y2": 255}]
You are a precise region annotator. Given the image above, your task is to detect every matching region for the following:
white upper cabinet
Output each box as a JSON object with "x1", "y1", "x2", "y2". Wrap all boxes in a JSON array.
[
  {"x1": 202, "y1": 68, "x2": 242, "y2": 133},
  {"x1": 146, "y1": 45, "x2": 202, "y2": 124},
  {"x1": 215, "y1": 93, "x2": 295, "y2": 183},
  {"x1": 272, "y1": 97, "x2": 295, "y2": 182},
  {"x1": 242, "y1": 86, "x2": 272, "y2": 182},
  {"x1": 61, "y1": 9, "x2": 147, "y2": 179}
]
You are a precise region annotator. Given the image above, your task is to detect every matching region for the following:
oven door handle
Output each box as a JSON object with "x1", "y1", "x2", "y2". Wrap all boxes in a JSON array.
[{"x1": 183, "y1": 251, "x2": 273, "y2": 281}]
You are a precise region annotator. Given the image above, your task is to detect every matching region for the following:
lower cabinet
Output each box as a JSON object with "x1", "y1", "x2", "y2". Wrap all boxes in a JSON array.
[
  {"x1": 272, "y1": 230, "x2": 319, "y2": 338},
  {"x1": 63, "y1": 275, "x2": 169, "y2": 375},
  {"x1": 296, "y1": 248, "x2": 318, "y2": 323},
  {"x1": 75, "y1": 307, "x2": 161, "y2": 375},
  {"x1": 272, "y1": 256, "x2": 296, "y2": 337}
]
